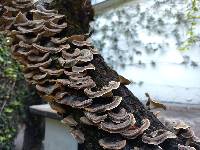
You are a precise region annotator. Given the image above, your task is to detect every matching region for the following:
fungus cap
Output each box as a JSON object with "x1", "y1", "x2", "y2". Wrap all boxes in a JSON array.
[{"x1": 99, "y1": 138, "x2": 126, "y2": 150}]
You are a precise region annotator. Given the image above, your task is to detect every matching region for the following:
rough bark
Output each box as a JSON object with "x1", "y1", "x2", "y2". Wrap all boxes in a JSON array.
[{"x1": 49, "y1": 1, "x2": 200, "y2": 150}]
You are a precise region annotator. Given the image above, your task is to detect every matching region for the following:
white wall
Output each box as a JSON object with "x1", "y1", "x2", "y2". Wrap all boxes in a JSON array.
[{"x1": 44, "y1": 118, "x2": 78, "y2": 150}]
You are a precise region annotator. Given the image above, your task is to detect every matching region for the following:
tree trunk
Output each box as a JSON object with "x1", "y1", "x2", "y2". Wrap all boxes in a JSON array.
[
  {"x1": 1, "y1": 0, "x2": 199, "y2": 149},
  {"x1": 49, "y1": 1, "x2": 200, "y2": 150}
]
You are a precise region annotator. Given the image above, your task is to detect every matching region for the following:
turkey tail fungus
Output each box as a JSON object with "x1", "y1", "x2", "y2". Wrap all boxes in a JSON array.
[{"x1": 0, "y1": 0, "x2": 200, "y2": 149}]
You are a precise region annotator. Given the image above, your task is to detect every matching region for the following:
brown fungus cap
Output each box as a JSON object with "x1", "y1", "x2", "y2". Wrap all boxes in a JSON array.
[
  {"x1": 174, "y1": 121, "x2": 190, "y2": 130},
  {"x1": 145, "y1": 93, "x2": 167, "y2": 110},
  {"x1": 17, "y1": 24, "x2": 44, "y2": 34},
  {"x1": 11, "y1": 0, "x2": 33, "y2": 10},
  {"x1": 61, "y1": 115, "x2": 78, "y2": 127},
  {"x1": 85, "y1": 96, "x2": 122, "y2": 113},
  {"x1": 31, "y1": 9, "x2": 60, "y2": 20},
  {"x1": 108, "y1": 108, "x2": 128, "y2": 123},
  {"x1": 59, "y1": 96, "x2": 93, "y2": 109},
  {"x1": 180, "y1": 127, "x2": 200, "y2": 143},
  {"x1": 72, "y1": 63, "x2": 95, "y2": 73},
  {"x1": 71, "y1": 129, "x2": 85, "y2": 144},
  {"x1": 39, "y1": 67, "x2": 64, "y2": 76},
  {"x1": 89, "y1": 47, "x2": 99, "y2": 55},
  {"x1": 15, "y1": 31, "x2": 45, "y2": 43},
  {"x1": 18, "y1": 41, "x2": 32, "y2": 48},
  {"x1": 62, "y1": 48, "x2": 80, "y2": 59},
  {"x1": 84, "y1": 81, "x2": 120, "y2": 98},
  {"x1": 36, "y1": 83, "x2": 60, "y2": 95},
  {"x1": 49, "y1": 79, "x2": 70, "y2": 86},
  {"x1": 24, "y1": 70, "x2": 36, "y2": 79},
  {"x1": 15, "y1": 12, "x2": 29, "y2": 24},
  {"x1": 32, "y1": 72, "x2": 48, "y2": 81},
  {"x1": 84, "y1": 112, "x2": 108, "y2": 124},
  {"x1": 51, "y1": 34, "x2": 86, "y2": 44},
  {"x1": 64, "y1": 70, "x2": 87, "y2": 78},
  {"x1": 99, "y1": 137, "x2": 126, "y2": 150},
  {"x1": 142, "y1": 129, "x2": 176, "y2": 145},
  {"x1": 70, "y1": 79, "x2": 96, "y2": 90},
  {"x1": 14, "y1": 19, "x2": 45, "y2": 27},
  {"x1": 32, "y1": 43, "x2": 61, "y2": 53},
  {"x1": 75, "y1": 49, "x2": 94, "y2": 63},
  {"x1": 100, "y1": 113, "x2": 136, "y2": 133},
  {"x1": 121, "y1": 118, "x2": 150, "y2": 139},
  {"x1": 54, "y1": 91, "x2": 69, "y2": 100},
  {"x1": 58, "y1": 57, "x2": 78, "y2": 68},
  {"x1": 49, "y1": 102, "x2": 66, "y2": 114},
  {"x1": 71, "y1": 40, "x2": 92, "y2": 47},
  {"x1": 178, "y1": 144, "x2": 196, "y2": 150},
  {"x1": 36, "y1": 4, "x2": 58, "y2": 14},
  {"x1": 117, "y1": 75, "x2": 132, "y2": 85},
  {"x1": 43, "y1": 26, "x2": 63, "y2": 37},
  {"x1": 26, "y1": 58, "x2": 52, "y2": 69},
  {"x1": 27, "y1": 52, "x2": 50, "y2": 62}
]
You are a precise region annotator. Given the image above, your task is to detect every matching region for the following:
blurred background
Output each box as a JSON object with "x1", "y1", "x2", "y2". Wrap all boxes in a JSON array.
[{"x1": 91, "y1": 0, "x2": 200, "y2": 104}]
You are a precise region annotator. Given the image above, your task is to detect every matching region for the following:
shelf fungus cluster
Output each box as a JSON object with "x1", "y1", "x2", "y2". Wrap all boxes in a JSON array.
[
  {"x1": 1, "y1": 1, "x2": 197, "y2": 149},
  {"x1": 174, "y1": 124, "x2": 200, "y2": 147},
  {"x1": 142, "y1": 129, "x2": 177, "y2": 145},
  {"x1": 178, "y1": 144, "x2": 196, "y2": 150},
  {"x1": 0, "y1": 0, "x2": 34, "y2": 30}
]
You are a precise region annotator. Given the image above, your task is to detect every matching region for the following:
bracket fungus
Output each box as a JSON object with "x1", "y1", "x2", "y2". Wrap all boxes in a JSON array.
[
  {"x1": 117, "y1": 75, "x2": 132, "y2": 85},
  {"x1": 71, "y1": 129, "x2": 85, "y2": 144},
  {"x1": 100, "y1": 113, "x2": 135, "y2": 133},
  {"x1": 84, "y1": 81, "x2": 120, "y2": 98},
  {"x1": 178, "y1": 144, "x2": 196, "y2": 150},
  {"x1": 49, "y1": 102, "x2": 66, "y2": 114},
  {"x1": 180, "y1": 127, "x2": 200, "y2": 143},
  {"x1": 85, "y1": 96, "x2": 122, "y2": 113},
  {"x1": 72, "y1": 63, "x2": 95, "y2": 73},
  {"x1": 75, "y1": 49, "x2": 94, "y2": 62},
  {"x1": 27, "y1": 52, "x2": 50, "y2": 62},
  {"x1": 39, "y1": 67, "x2": 64, "y2": 76},
  {"x1": 61, "y1": 115, "x2": 78, "y2": 127},
  {"x1": 51, "y1": 34, "x2": 86, "y2": 44},
  {"x1": 108, "y1": 108, "x2": 128, "y2": 123},
  {"x1": 142, "y1": 129, "x2": 177, "y2": 145},
  {"x1": 62, "y1": 48, "x2": 80, "y2": 59},
  {"x1": 145, "y1": 93, "x2": 167, "y2": 110},
  {"x1": 99, "y1": 138, "x2": 126, "y2": 150},
  {"x1": 59, "y1": 95, "x2": 93, "y2": 109},
  {"x1": 1, "y1": 1, "x2": 198, "y2": 149},
  {"x1": 36, "y1": 83, "x2": 60, "y2": 95},
  {"x1": 32, "y1": 43, "x2": 62, "y2": 53},
  {"x1": 174, "y1": 121, "x2": 190, "y2": 130},
  {"x1": 84, "y1": 112, "x2": 108, "y2": 124},
  {"x1": 121, "y1": 118, "x2": 150, "y2": 139}
]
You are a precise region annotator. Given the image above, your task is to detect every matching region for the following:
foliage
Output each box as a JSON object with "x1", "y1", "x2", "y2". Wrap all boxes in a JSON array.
[
  {"x1": 92, "y1": 0, "x2": 186, "y2": 68},
  {"x1": 91, "y1": 0, "x2": 200, "y2": 69},
  {"x1": 180, "y1": 0, "x2": 200, "y2": 51},
  {"x1": 0, "y1": 34, "x2": 30, "y2": 150}
]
